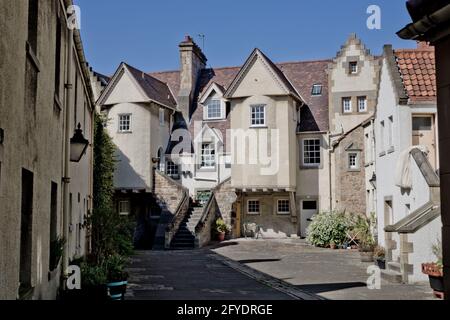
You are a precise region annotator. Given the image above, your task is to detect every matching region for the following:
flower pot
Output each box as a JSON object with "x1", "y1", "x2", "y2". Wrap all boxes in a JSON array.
[
  {"x1": 107, "y1": 280, "x2": 128, "y2": 300},
  {"x1": 360, "y1": 251, "x2": 374, "y2": 262},
  {"x1": 375, "y1": 259, "x2": 386, "y2": 269},
  {"x1": 422, "y1": 263, "x2": 444, "y2": 298},
  {"x1": 217, "y1": 232, "x2": 225, "y2": 242}
]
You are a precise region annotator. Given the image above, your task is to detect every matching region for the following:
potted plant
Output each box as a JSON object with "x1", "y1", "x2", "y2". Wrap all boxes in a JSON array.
[
  {"x1": 422, "y1": 239, "x2": 444, "y2": 299},
  {"x1": 373, "y1": 245, "x2": 386, "y2": 269},
  {"x1": 105, "y1": 254, "x2": 129, "y2": 300},
  {"x1": 359, "y1": 233, "x2": 375, "y2": 262},
  {"x1": 215, "y1": 218, "x2": 229, "y2": 242}
]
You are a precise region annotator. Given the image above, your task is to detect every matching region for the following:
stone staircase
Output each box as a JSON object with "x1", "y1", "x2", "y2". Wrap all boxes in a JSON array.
[
  {"x1": 170, "y1": 205, "x2": 204, "y2": 250},
  {"x1": 381, "y1": 261, "x2": 403, "y2": 283}
]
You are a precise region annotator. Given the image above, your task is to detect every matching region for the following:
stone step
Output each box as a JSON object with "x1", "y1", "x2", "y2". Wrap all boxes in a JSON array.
[
  {"x1": 387, "y1": 262, "x2": 401, "y2": 273},
  {"x1": 381, "y1": 269, "x2": 403, "y2": 284}
]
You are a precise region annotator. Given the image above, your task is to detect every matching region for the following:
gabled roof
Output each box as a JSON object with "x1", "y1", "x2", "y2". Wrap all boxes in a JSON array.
[
  {"x1": 223, "y1": 48, "x2": 303, "y2": 101},
  {"x1": 150, "y1": 58, "x2": 330, "y2": 132},
  {"x1": 394, "y1": 45, "x2": 436, "y2": 103},
  {"x1": 97, "y1": 62, "x2": 177, "y2": 109}
]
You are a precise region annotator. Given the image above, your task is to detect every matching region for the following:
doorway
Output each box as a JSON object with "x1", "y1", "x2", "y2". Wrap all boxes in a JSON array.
[
  {"x1": 20, "y1": 169, "x2": 34, "y2": 295},
  {"x1": 300, "y1": 200, "x2": 318, "y2": 238},
  {"x1": 412, "y1": 115, "x2": 436, "y2": 169}
]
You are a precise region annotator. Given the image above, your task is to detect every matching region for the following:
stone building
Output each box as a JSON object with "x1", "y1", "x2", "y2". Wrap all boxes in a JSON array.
[
  {"x1": 0, "y1": 0, "x2": 94, "y2": 299},
  {"x1": 328, "y1": 34, "x2": 381, "y2": 215}
]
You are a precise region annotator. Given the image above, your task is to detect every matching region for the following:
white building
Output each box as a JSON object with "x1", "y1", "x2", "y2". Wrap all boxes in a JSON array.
[{"x1": 375, "y1": 43, "x2": 441, "y2": 283}]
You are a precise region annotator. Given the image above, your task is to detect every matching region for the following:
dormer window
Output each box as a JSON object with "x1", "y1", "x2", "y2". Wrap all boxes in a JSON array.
[
  {"x1": 311, "y1": 84, "x2": 322, "y2": 96},
  {"x1": 349, "y1": 61, "x2": 358, "y2": 74},
  {"x1": 204, "y1": 99, "x2": 223, "y2": 120}
]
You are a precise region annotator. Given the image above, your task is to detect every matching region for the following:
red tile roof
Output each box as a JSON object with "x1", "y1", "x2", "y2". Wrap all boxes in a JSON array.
[{"x1": 394, "y1": 47, "x2": 436, "y2": 103}]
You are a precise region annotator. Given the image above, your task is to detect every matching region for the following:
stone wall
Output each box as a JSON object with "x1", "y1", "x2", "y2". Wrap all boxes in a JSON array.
[
  {"x1": 334, "y1": 126, "x2": 367, "y2": 215},
  {"x1": 154, "y1": 170, "x2": 186, "y2": 214}
]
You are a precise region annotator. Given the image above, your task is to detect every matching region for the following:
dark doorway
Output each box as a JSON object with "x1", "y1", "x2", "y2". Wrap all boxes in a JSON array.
[{"x1": 20, "y1": 169, "x2": 34, "y2": 293}]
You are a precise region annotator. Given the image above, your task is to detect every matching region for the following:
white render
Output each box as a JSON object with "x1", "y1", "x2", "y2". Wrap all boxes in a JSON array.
[{"x1": 375, "y1": 55, "x2": 441, "y2": 283}]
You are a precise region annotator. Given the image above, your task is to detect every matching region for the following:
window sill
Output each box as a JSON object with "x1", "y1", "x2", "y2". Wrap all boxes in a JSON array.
[
  {"x1": 118, "y1": 131, "x2": 132, "y2": 134},
  {"x1": 379, "y1": 151, "x2": 386, "y2": 157},
  {"x1": 198, "y1": 167, "x2": 216, "y2": 173},
  {"x1": 247, "y1": 213, "x2": 260, "y2": 216},
  {"x1": 348, "y1": 168, "x2": 361, "y2": 172},
  {"x1": 300, "y1": 165, "x2": 321, "y2": 170},
  {"x1": 203, "y1": 118, "x2": 226, "y2": 122},
  {"x1": 387, "y1": 147, "x2": 395, "y2": 154},
  {"x1": 277, "y1": 213, "x2": 290, "y2": 216},
  {"x1": 250, "y1": 125, "x2": 268, "y2": 129}
]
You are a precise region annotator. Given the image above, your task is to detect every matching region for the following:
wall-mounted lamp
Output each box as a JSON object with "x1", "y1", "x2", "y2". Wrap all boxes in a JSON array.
[
  {"x1": 369, "y1": 173, "x2": 377, "y2": 189},
  {"x1": 70, "y1": 123, "x2": 89, "y2": 162}
]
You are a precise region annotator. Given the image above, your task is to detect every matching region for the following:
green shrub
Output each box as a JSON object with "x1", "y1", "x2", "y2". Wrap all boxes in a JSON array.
[
  {"x1": 306, "y1": 211, "x2": 351, "y2": 247},
  {"x1": 80, "y1": 261, "x2": 107, "y2": 287}
]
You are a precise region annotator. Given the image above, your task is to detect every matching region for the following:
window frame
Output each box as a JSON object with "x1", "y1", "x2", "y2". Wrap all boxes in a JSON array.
[
  {"x1": 348, "y1": 152, "x2": 359, "y2": 170},
  {"x1": 200, "y1": 143, "x2": 216, "y2": 169},
  {"x1": 204, "y1": 99, "x2": 224, "y2": 120},
  {"x1": 349, "y1": 61, "x2": 358, "y2": 74},
  {"x1": 250, "y1": 104, "x2": 266, "y2": 127},
  {"x1": 342, "y1": 97, "x2": 352, "y2": 113},
  {"x1": 119, "y1": 200, "x2": 130, "y2": 216},
  {"x1": 166, "y1": 160, "x2": 180, "y2": 179},
  {"x1": 357, "y1": 96, "x2": 367, "y2": 113},
  {"x1": 247, "y1": 199, "x2": 261, "y2": 215},
  {"x1": 311, "y1": 84, "x2": 323, "y2": 96},
  {"x1": 302, "y1": 138, "x2": 321, "y2": 168},
  {"x1": 118, "y1": 113, "x2": 132, "y2": 133},
  {"x1": 276, "y1": 199, "x2": 290, "y2": 215}
]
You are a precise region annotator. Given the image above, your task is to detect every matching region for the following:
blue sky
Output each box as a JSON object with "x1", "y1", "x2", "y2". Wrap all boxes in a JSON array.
[{"x1": 75, "y1": 0, "x2": 416, "y2": 75}]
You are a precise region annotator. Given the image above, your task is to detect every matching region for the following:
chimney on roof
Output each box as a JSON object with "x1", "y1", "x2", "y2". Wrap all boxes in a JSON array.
[{"x1": 178, "y1": 35, "x2": 207, "y2": 123}]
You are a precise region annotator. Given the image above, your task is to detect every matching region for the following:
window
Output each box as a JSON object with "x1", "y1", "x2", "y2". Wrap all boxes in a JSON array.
[
  {"x1": 27, "y1": 0, "x2": 39, "y2": 54},
  {"x1": 119, "y1": 201, "x2": 130, "y2": 216},
  {"x1": 348, "y1": 152, "x2": 359, "y2": 170},
  {"x1": 303, "y1": 139, "x2": 321, "y2": 166},
  {"x1": 119, "y1": 114, "x2": 131, "y2": 132},
  {"x1": 166, "y1": 161, "x2": 179, "y2": 179},
  {"x1": 54, "y1": 14, "x2": 62, "y2": 98},
  {"x1": 388, "y1": 116, "x2": 394, "y2": 148},
  {"x1": 251, "y1": 105, "x2": 266, "y2": 127},
  {"x1": 277, "y1": 199, "x2": 290, "y2": 215},
  {"x1": 205, "y1": 99, "x2": 222, "y2": 120},
  {"x1": 358, "y1": 97, "x2": 367, "y2": 112},
  {"x1": 302, "y1": 201, "x2": 317, "y2": 210},
  {"x1": 412, "y1": 116, "x2": 432, "y2": 131},
  {"x1": 342, "y1": 97, "x2": 352, "y2": 113},
  {"x1": 379, "y1": 121, "x2": 385, "y2": 152},
  {"x1": 311, "y1": 84, "x2": 322, "y2": 96},
  {"x1": 247, "y1": 200, "x2": 260, "y2": 215},
  {"x1": 159, "y1": 108, "x2": 165, "y2": 126},
  {"x1": 349, "y1": 61, "x2": 358, "y2": 74},
  {"x1": 201, "y1": 143, "x2": 215, "y2": 168}
]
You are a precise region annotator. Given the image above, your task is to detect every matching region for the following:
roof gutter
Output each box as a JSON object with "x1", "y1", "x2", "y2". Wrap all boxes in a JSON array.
[{"x1": 397, "y1": 4, "x2": 450, "y2": 41}]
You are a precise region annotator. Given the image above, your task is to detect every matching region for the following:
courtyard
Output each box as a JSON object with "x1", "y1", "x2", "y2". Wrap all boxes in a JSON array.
[{"x1": 126, "y1": 239, "x2": 435, "y2": 300}]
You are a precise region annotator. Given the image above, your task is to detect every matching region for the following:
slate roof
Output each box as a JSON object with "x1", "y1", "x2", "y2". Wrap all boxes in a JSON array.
[
  {"x1": 394, "y1": 46, "x2": 436, "y2": 103},
  {"x1": 151, "y1": 59, "x2": 331, "y2": 132},
  {"x1": 125, "y1": 63, "x2": 177, "y2": 109}
]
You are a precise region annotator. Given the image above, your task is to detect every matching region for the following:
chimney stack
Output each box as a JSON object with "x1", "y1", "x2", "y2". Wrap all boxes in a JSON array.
[{"x1": 178, "y1": 35, "x2": 207, "y2": 123}]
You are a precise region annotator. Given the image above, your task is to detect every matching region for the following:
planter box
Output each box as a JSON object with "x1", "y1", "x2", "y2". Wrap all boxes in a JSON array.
[{"x1": 422, "y1": 263, "x2": 444, "y2": 298}]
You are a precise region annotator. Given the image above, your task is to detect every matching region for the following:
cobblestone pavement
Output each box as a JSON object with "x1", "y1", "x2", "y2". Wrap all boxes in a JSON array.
[
  {"x1": 125, "y1": 249, "x2": 317, "y2": 300},
  {"x1": 211, "y1": 238, "x2": 437, "y2": 300}
]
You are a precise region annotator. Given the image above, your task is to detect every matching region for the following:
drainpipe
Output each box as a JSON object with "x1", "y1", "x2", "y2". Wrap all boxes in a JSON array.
[
  {"x1": 62, "y1": 27, "x2": 74, "y2": 288},
  {"x1": 328, "y1": 131, "x2": 344, "y2": 212}
]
